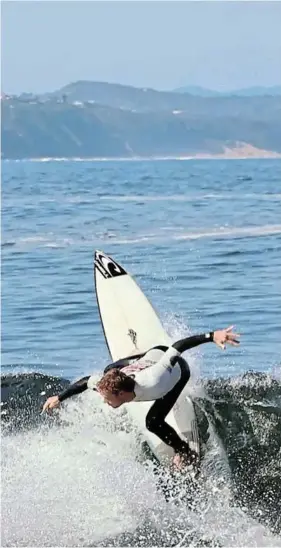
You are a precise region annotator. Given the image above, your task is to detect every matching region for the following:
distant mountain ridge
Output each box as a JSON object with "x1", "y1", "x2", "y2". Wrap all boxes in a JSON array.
[
  {"x1": 2, "y1": 80, "x2": 281, "y2": 159},
  {"x1": 173, "y1": 85, "x2": 281, "y2": 97},
  {"x1": 45, "y1": 81, "x2": 281, "y2": 110}
]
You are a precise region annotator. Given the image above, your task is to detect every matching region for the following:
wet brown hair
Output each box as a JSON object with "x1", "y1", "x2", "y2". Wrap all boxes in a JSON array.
[{"x1": 97, "y1": 368, "x2": 135, "y2": 395}]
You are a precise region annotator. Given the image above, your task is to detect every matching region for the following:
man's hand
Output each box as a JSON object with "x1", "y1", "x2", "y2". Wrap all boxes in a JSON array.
[
  {"x1": 213, "y1": 325, "x2": 240, "y2": 350},
  {"x1": 172, "y1": 449, "x2": 199, "y2": 470},
  {"x1": 42, "y1": 395, "x2": 60, "y2": 413}
]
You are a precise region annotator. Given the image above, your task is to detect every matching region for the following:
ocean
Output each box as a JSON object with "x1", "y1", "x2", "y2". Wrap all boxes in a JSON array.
[{"x1": 1, "y1": 158, "x2": 281, "y2": 547}]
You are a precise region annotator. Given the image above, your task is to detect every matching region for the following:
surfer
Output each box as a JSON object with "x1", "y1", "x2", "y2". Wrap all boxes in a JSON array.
[{"x1": 43, "y1": 325, "x2": 240, "y2": 469}]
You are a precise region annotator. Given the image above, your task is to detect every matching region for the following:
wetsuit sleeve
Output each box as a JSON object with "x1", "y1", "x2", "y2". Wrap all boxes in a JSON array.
[
  {"x1": 58, "y1": 375, "x2": 90, "y2": 402},
  {"x1": 172, "y1": 332, "x2": 214, "y2": 354}
]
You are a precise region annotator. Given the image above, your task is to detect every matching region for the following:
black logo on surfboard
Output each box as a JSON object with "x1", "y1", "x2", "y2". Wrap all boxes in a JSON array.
[
  {"x1": 95, "y1": 251, "x2": 127, "y2": 279},
  {"x1": 128, "y1": 328, "x2": 138, "y2": 348}
]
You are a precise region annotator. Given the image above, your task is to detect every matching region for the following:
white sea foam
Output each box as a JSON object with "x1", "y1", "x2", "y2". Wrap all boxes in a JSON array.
[
  {"x1": 109, "y1": 224, "x2": 281, "y2": 245},
  {"x1": 100, "y1": 193, "x2": 281, "y2": 202},
  {"x1": 2, "y1": 224, "x2": 280, "y2": 251},
  {"x1": 2, "y1": 315, "x2": 280, "y2": 547},
  {"x1": 2, "y1": 378, "x2": 279, "y2": 546}
]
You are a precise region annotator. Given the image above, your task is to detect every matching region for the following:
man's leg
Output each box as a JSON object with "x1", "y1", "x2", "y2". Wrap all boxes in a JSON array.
[{"x1": 145, "y1": 357, "x2": 195, "y2": 459}]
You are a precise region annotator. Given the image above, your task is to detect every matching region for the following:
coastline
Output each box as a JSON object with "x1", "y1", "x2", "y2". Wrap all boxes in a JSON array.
[
  {"x1": 3, "y1": 144, "x2": 281, "y2": 162},
  {"x1": 193, "y1": 143, "x2": 281, "y2": 160}
]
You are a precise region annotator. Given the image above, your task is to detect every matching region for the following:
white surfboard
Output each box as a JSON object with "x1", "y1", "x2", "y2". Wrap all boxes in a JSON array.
[{"x1": 94, "y1": 250, "x2": 200, "y2": 465}]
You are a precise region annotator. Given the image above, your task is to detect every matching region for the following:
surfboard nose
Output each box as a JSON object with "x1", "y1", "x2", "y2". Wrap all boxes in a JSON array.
[
  {"x1": 94, "y1": 249, "x2": 104, "y2": 261},
  {"x1": 94, "y1": 250, "x2": 127, "y2": 278}
]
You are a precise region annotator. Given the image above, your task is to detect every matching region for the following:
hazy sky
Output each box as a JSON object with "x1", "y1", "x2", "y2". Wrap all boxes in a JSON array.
[{"x1": 2, "y1": 1, "x2": 281, "y2": 94}]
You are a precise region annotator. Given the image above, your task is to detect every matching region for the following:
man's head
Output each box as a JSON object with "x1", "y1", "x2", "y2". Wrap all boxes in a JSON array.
[{"x1": 96, "y1": 369, "x2": 135, "y2": 408}]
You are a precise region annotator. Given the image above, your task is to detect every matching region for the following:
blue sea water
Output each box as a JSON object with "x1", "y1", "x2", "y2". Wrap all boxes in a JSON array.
[
  {"x1": 2, "y1": 159, "x2": 281, "y2": 378},
  {"x1": 1, "y1": 159, "x2": 281, "y2": 547}
]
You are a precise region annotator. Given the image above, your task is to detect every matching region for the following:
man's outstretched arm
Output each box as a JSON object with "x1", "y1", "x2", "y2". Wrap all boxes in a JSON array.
[
  {"x1": 42, "y1": 375, "x2": 90, "y2": 413},
  {"x1": 172, "y1": 325, "x2": 240, "y2": 353}
]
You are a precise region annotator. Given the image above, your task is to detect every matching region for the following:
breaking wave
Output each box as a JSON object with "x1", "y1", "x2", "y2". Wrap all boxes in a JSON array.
[{"x1": 2, "y1": 370, "x2": 281, "y2": 547}]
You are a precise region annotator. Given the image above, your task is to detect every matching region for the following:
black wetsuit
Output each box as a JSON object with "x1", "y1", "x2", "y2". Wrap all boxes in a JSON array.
[{"x1": 57, "y1": 333, "x2": 213, "y2": 458}]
